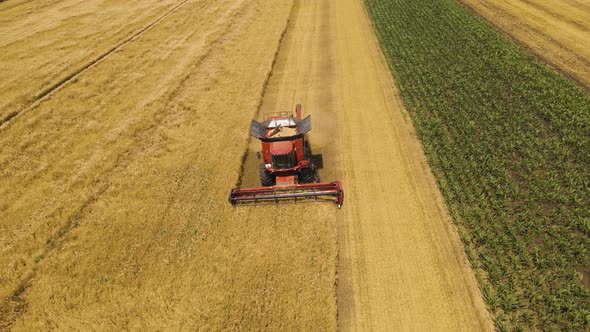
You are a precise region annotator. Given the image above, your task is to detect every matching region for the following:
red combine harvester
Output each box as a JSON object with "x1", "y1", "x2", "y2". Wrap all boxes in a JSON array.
[{"x1": 229, "y1": 104, "x2": 344, "y2": 208}]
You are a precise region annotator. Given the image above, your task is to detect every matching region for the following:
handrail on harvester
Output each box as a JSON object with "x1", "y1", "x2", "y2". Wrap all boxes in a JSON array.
[
  {"x1": 229, "y1": 181, "x2": 344, "y2": 208},
  {"x1": 263, "y1": 111, "x2": 292, "y2": 119}
]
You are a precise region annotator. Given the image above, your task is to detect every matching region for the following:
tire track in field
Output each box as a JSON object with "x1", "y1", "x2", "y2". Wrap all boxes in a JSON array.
[
  {"x1": 0, "y1": 183, "x2": 109, "y2": 330},
  {"x1": 0, "y1": 1, "x2": 250, "y2": 327},
  {"x1": 0, "y1": 0, "x2": 192, "y2": 129}
]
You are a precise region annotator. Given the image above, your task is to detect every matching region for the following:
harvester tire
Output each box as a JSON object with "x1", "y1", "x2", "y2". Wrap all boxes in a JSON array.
[
  {"x1": 259, "y1": 163, "x2": 275, "y2": 186},
  {"x1": 300, "y1": 167, "x2": 318, "y2": 183}
]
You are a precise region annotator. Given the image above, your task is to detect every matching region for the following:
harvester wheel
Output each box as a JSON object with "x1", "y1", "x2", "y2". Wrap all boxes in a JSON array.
[
  {"x1": 299, "y1": 167, "x2": 318, "y2": 183},
  {"x1": 259, "y1": 163, "x2": 275, "y2": 186}
]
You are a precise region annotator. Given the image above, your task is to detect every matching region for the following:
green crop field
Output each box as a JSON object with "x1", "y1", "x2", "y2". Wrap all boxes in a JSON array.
[{"x1": 364, "y1": 0, "x2": 590, "y2": 330}]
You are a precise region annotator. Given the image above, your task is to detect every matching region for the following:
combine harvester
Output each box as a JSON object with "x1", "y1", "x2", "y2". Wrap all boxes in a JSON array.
[{"x1": 229, "y1": 104, "x2": 344, "y2": 208}]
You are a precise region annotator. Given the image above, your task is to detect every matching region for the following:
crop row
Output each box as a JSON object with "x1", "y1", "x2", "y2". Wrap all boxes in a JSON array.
[{"x1": 364, "y1": 0, "x2": 590, "y2": 330}]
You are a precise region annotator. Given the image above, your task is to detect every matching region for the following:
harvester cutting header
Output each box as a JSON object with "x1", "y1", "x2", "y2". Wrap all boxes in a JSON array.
[{"x1": 229, "y1": 104, "x2": 344, "y2": 207}]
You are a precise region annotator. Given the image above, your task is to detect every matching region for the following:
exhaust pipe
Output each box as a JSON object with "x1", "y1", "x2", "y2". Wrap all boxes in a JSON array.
[{"x1": 295, "y1": 104, "x2": 302, "y2": 119}]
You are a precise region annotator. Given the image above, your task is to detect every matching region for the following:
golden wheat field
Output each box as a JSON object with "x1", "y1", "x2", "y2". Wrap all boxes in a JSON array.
[
  {"x1": 1, "y1": 0, "x2": 340, "y2": 329},
  {"x1": 461, "y1": 0, "x2": 590, "y2": 89},
  {"x1": 0, "y1": 0, "x2": 522, "y2": 329}
]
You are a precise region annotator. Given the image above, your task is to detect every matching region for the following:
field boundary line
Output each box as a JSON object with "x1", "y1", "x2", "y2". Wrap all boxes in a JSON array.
[{"x1": 0, "y1": 0, "x2": 193, "y2": 130}]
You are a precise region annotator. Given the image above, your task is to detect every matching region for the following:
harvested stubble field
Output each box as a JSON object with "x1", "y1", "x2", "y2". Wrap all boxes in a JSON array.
[{"x1": 365, "y1": 0, "x2": 590, "y2": 330}]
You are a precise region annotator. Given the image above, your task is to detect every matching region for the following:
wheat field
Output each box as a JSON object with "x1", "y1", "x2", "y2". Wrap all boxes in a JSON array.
[{"x1": 1, "y1": 0, "x2": 337, "y2": 329}]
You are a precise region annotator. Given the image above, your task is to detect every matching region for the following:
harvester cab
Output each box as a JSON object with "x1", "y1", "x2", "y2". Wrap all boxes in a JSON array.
[{"x1": 229, "y1": 104, "x2": 344, "y2": 207}]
